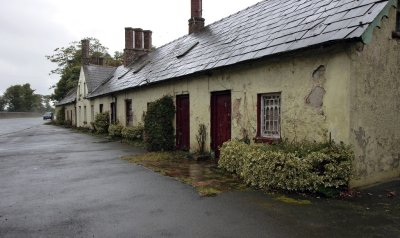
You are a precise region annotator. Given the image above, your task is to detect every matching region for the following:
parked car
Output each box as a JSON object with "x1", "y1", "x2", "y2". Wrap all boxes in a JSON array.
[{"x1": 43, "y1": 112, "x2": 53, "y2": 120}]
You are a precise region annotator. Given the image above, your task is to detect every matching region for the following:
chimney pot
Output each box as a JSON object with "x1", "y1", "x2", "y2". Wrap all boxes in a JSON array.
[
  {"x1": 133, "y1": 28, "x2": 144, "y2": 49},
  {"x1": 125, "y1": 27, "x2": 134, "y2": 50},
  {"x1": 189, "y1": 0, "x2": 205, "y2": 34},
  {"x1": 191, "y1": 0, "x2": 202, "y2": 18},
  {"x1": 143, "y1": 30, "x2": 152, "y2": 50}
]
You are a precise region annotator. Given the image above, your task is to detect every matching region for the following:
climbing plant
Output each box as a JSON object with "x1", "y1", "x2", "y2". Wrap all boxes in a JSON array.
[
  {"x1": 56, "y1": 106, "x2": 65, "y2": 125},
  {"x1": 144, "y1": 95, "x2": 175, "y2": 151},
  {"x1": 196, "y1": 124, "x2": 207, "y2": 154}
]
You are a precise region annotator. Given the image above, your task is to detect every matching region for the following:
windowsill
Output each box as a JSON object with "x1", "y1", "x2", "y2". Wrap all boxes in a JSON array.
[
  {"x1": 253, "y1": 136, "x2": 280, "y2": 144},
  {"x1": 392, "y1": 31, "x2": 400, "y2": 39}
]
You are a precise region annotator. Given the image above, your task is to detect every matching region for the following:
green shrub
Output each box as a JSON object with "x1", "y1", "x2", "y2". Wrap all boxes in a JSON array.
[
  {"x1": 144, "y1": 95, "x2": 175, "y2": 151},
  {"x1": 122, "y1": 123, "x2": 144, "y2": 141},
  {"x1": 64, "y1": 120, "x2": 72, "y2": 128},
  {"x1": 56, "y1": 107, "x2": 65, "y2": 125},
  {"x1": 108, "y1": 123, "x2": 124, "y2": 137},
  {"x1": 219, "y1": 140, "x2": 353, "y2": 192},
  {"x1": 93, "y1": 112, "x2": 109, "y2": 134}
]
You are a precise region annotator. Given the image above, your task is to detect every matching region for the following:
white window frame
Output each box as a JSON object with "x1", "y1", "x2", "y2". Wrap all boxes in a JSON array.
[{"x1": 260, "y1": 93, "x2": 281, "y2": 138}]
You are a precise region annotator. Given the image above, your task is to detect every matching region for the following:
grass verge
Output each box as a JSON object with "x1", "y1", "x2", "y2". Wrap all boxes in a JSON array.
[{"x1": 122, "y1": 151, "x2": 247, "y2": 197}]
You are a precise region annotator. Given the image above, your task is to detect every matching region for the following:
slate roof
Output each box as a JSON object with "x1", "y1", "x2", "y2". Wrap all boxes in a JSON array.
[
  {"x1": 83, "y1": 65, "x2": 116, "y2": 93},
  {"x1": 88, "y1": 0, "x2": 395, "y2": 98},
  {"x1": 55, "y1": 87, "x2": 77, "y2": 106}
]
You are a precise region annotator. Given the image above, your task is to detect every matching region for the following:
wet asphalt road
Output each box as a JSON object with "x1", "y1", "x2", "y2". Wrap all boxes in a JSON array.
[{"x1": 0, "y1": 118, "x2": 399, "y2": 238}]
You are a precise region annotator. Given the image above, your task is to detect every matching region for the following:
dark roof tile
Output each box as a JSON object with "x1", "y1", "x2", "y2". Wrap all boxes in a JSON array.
[
  {"x1": 55, "y1": 87, "x2": 77, "y2": 106},
  {"x1": 88, "y1": 0, "x2": 392, "y2": 98},
  {"x1": 83, "y1": 65, "x2": 116, "y2": 93}
]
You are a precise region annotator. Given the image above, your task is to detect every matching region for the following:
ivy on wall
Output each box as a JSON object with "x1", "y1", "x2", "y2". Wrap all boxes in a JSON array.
[
  {"x1": 144, "y1": 95, "x2": 175, "y2": 151},
  {"x1": 56, "y1": 106, "x2": 65, "y2": 124}
]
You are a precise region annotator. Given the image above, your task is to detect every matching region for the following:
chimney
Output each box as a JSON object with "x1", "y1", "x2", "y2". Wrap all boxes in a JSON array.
[
  {"x1": 134, "y1": 28, "x2": 144, "y2": 49},
  {"x1": 81, "y1": 39, "x2": 90, "y2": 65},
  {"x1": 143, "y1": 30, "x2": 152, "y2": 50},
  {"x1": 189, "y1": 0, "x2": 205, "y2": 34},
  {"x1": 124, "y1": 27, "x2": 152, "y2": 67},
  {"x1": 125, "y1": 27, "x2": 134, "y2": 50}
]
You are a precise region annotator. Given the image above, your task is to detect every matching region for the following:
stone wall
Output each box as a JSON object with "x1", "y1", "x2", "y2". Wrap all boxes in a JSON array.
[{"x1": 0, "y1": 112, "x2": 42, "y2": 119}]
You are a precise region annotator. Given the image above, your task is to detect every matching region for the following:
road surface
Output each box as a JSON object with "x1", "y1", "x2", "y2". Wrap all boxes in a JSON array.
[{"x1": 0, "y1": 118, "x2": 399, "y2": 237}]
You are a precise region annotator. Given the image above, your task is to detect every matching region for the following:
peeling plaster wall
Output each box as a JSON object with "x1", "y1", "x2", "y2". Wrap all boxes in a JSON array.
[
  {"x1": 349, "y1": 7, "x2": 400, "y2": 187},
  {"x1": 89, "y1": 45, "x2": 351, "y2": 153}
]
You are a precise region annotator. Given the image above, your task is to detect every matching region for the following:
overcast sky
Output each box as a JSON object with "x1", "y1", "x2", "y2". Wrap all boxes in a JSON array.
[{"x1": 0, "y1": 0, "x2": 262, "y2": 96}]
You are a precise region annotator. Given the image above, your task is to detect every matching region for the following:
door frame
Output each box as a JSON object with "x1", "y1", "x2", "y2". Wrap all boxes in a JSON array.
[{"x1": 210, "y1": 90, "x2": 231, "y2": 157}]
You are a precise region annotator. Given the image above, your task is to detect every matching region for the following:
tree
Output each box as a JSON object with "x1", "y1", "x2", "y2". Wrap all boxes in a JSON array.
[
  {"x1": 111, "y1": 51, "x2": 124, "y2": 67},
  {"x1": 2, "y1": 84, "x2": 42, "y2": 112},
  {"x1": 42, "y1": 95, "x2": 53, "y2": 112},
  {"x1": 0, "y1": 96, "x2": 6, "y2": 111},
  {"x1": 46, "y1": 38, "x2": 122, "y2": 101}
]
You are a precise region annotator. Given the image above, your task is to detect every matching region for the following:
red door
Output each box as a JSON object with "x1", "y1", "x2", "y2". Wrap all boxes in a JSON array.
[
  {"x1": 211, "y1": 91, "x2": 231, "y2": 158},
  {"x1": 176, "y1": 95, "x2": 190, "y2": 150}
]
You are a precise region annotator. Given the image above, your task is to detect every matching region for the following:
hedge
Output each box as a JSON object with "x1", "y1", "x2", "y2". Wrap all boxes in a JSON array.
[
  {"x1": 108, "y1": 123, "x2": 124, "y2": 137},
  {"x1": 218, "y1": 140, "x2": 353, "y2": 192},
  {"x1": 122, "y1": 123, "x2": 144, "y2": 141},
  {"x1": 93, "y1": 112, "x2": 109, "y2": 134}
]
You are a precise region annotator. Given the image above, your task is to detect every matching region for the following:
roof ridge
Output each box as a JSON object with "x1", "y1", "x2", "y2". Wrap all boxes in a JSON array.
[
  {"x1": 148, "y1": 0, "x2": 267, "y2": 52},
  {"x1": 86, "y1": 0, "x2": 391, "y2": 99}
]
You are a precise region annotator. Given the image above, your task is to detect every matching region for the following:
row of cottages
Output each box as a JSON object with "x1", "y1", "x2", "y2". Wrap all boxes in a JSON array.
[{"x1": 55, "y1": 0, "x2": 400, "y2": 187}]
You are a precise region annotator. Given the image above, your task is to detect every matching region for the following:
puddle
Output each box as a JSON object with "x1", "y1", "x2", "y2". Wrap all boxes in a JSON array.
[{"x1": 122, "y1": 152, "x2": 247, "y2": 196}]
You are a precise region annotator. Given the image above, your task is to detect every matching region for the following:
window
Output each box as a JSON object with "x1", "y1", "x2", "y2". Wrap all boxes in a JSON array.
[
  {"x1": 84, "y1": 106, "x2": 87, "y2": 123},
  {"x1": 125, "y1": 99, "x2": 133, "y2": 126},
  {"x1": 257, "y1": 93, "x2": 281, "y2": 141},
  {"x1": 78, "y1": 85, "x2": 81, "y2": 100},
  {"x1": 90, "y1": 105, "x2": 94, "y2": 122},
  {"x1": 83, "y1": 82, "x2": 87, "y2": 97},
  {"x1": 393, "y1": 2, "x2": 400, "y2": 38},
  {"x1": 396, "y1": 3, "x2": 400, "y2": 32},
  {"x1": 110, "y1": 102, "x2": 116, "y2": 124},
  {"x1": 78, "y1": 106, "x2": 81, "y2": 123},
  {"x1": 99, "y1": 104, "x2": 103, "y2": 113}
]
